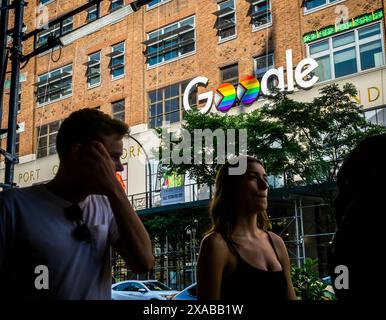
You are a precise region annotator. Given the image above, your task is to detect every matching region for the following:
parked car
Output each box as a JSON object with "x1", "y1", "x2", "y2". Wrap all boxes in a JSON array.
[
  {"x1": 172, "y1": 283, "x2": 197, "y2": 300},
  {"x1": 112, "y1": 280, "x2": 179, "y2": 300}
]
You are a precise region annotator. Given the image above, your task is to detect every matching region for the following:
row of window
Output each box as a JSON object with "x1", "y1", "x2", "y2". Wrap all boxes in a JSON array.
[
  {"x1": 35, "y1": 21, "x2": 385, "y2": 111},
  {"x1": 36, "y1": 0, "x2": 343, "y2": 50},
  {"x1": 36, "y1": 42, "x2": 125, "y2": 105},
  {"x1": 310, "y1": 23, "x2": 385, "y2": 82},
  {"x1": 150, "y1": 0, "x2": 341, "y2": 13},
  {"x1": 33, "y1": 102, "x2": 386, "y2": 160},
  {"x1": 36, "y1": 1, "x2": 273, "y2": 66},
  {"x1": 85, "y1": 42, "x2": 125, "y2": 88},
  {"x1": 144, "y1": 1, "x2": 273, "y2": 68},
  {"x1": 35, "y1": 1, "x2": 368, "y2": 76},
  {"x1": 34, "y1": 10, "x2": 270, "y2": 106},
  {"x1": 143, "y1": 1, "x2": 350, "y2": 68},
  {"x1": 38, "y1": 0, "x2": 169, "y2": 33},
  {"x1": 39, "y1": 0, "x2": 340, "y2": 16},
  {"x1": 36, "y1": 19, "x2": 385, "y2": 126},
  {"x1": 35, "y1": 49, "x2": 273, "y2": 129},
  {"x1": 39, "y1": 0, "x2": 168, "y2": 11},
  {"x1": 36, "y1": 101, "x2": 125, "y2": 159},
  {"x1": 36, "y1": 0, "x2": 123, "y2": 47},
  {"x1": 148, "y1": 22, "x2": 386, "y2": 128},
  {"x1": 148, "y1": 53, "x2": 275, "y2": 128}
]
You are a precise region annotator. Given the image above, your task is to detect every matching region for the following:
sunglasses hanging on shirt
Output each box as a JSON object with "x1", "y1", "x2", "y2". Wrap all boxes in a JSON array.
[{"x1": 64, "y1": 203, "x2": 91, "y2": 243}]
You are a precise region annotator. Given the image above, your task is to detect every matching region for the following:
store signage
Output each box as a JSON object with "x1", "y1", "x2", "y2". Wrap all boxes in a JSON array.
[
  {"x1": 183, "y1": 49, "x2": 319, "y2": 114},
  {"x1": 160, "y1": 172, "x2": 185, "y2": 206},
  {"x1": 303, "y1": 9, "x2": 384, "y2": 43},
  {"x1": 160, "y1": 186, "x2": 185, "y2": 206}
]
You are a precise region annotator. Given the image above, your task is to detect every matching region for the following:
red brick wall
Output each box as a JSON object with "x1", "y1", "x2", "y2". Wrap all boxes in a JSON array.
[{"x1": 1, "y1": 0, "x2": 384, "y2": 157}]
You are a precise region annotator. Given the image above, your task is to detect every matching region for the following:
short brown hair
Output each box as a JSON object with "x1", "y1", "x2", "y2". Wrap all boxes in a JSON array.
[{"x1": 56, "y1": 108, "x2": 128, "y2": 160}]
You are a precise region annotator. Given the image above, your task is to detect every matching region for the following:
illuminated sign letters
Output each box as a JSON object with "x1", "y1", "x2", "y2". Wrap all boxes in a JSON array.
[
  {"x1": 183, "y1": 49, "x2": 319, "y2": 113},
  {"x1": 303, "y1": 9, "x2": 384, "y2": 44}
]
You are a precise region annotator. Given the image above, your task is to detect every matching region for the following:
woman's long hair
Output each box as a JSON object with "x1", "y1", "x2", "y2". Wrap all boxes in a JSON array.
[{"x1": 207, "y1": 156, "x2": 271, "y2": 246}]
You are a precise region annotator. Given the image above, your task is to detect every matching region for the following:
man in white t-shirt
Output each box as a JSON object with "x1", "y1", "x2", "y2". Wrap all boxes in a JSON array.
[{"x1": 0, "y1": 109, "x2": 155, "y2": 299}]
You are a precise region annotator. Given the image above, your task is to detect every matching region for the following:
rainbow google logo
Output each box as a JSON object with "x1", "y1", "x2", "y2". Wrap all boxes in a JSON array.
[
  {"x1": 183, "y1": 49, "x2": 319, "y2": 114},
  {"x1": 214, "y1": 75, "x2": 261, "y2": 112}
]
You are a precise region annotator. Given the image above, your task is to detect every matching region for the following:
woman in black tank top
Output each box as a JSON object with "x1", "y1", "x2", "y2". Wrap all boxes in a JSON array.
[{"x1": 197, "y1": 156, "x2": 297, "y2": 301}]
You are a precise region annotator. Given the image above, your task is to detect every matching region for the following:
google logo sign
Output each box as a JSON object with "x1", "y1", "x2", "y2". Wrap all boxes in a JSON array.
[
  {"x1": 214, "y1": 75, "x2": 261, "y2": 112},
  {"x1": 183, "y1": 49, "x2": 319, "y2": 114}
]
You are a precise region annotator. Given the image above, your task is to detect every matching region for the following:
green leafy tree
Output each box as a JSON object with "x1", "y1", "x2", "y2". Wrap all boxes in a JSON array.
[
  {"x1": 155, "y1": 111, "x2": 261, "y2": 186},
  {"x1": 260, "y1": 83, "x2": 386, "y2": 186}
]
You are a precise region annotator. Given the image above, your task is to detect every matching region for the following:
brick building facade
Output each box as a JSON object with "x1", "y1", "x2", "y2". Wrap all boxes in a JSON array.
[
  {"x1": 2, "y1": 0, "x2": 384, "y2": 161},
  {"x1": 1, "y1": 0, "x2": 386, "y2": 286}
]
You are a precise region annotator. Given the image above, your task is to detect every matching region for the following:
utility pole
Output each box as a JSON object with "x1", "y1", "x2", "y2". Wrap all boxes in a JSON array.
[
  {"x1": 0, "y1": 0, "x2": 154, "y2": 190},
  {"x1": 2, "y1": 0, "x2": 24, "y2": 190},
  {"x1": 0, "y1": 0, "x2": 10, "y2": 129}
]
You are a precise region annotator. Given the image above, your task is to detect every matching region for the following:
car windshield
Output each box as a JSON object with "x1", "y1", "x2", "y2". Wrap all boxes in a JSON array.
[{"x1": 144, "y1": 281, "x2": 172, "y2": 291}]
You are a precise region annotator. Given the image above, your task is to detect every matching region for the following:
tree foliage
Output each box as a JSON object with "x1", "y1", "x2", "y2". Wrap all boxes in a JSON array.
[{"x1": 260, "y1": 83, "x2": 386, "y2": 185}]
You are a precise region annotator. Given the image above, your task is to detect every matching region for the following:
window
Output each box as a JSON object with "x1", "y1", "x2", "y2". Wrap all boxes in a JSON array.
[
  {"x1": 364, "y1": 106, "x2": 386, "y2": 127},
  {"x1": 109, "y1": 42, "x2": 125, "y2": 79},
  {"x1": 254, "y1": 53, "x2": 274, "y2": 87},
  {"x1": 112, "y1": 99, "x2": 125, "y2": 122},
  {"x1": 36, "y1": 64, "x2": 72, "y2": 105},
  {"x1": 220, "y1": 64, "x2": 238, "y2": 86},
  {"x1": 87, "y1": 0, "x2": 100, "y2": 22},
  {"x1": 148, "y1": 80, "x2": 196, "y2": 128},
  {"x1": 215, "y1": 0, "x2": 236, "y2": 42},
  {"x1": 40, "y1": 0, "x2": 54, "y2": 5},
  {"x1": 86, "y1": 51, "x2": 101, "y2": 88},
  {"x1": 36, "y1": 120, "x2": 61, "y2": 159},
  {"x1": 147, "y1": 0, "x2": 170, "y2": 9},
  {"x1": 304, "y1": 0, "x2": 339, "y2": 12},
  {"x1": 110, "y1": 0, "x2": 124, "y2": 12},
  {"x1": 125, "y1": 283, "x2": 145, "y2": 292},
  {"x1": 0, "y1": 132, "x2": 19, "y2": 157},
  {"x1": 143, "y1": 281, "x2": 171, "y2": 291},
  {"x1": 308, "y1": 23, "x2": 384, "y2": 82},
  {"x1": 37, "y1": 17, "x2": 73, "y2": 48},
  {"x1": 145, "y1": 16, "x2": 195, "y2": 68},
  {"x1": 250, "y1": 0, "x2": 272, "y2": 31}
]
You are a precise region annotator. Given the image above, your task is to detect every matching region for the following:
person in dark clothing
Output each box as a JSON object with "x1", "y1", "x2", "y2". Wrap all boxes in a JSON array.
[
  {"x1": 197, "y1": 156, "x2": 296, "y2": 301},
  {"x1": 328, "y1": 133, "x2": 386, "y2": 301}
]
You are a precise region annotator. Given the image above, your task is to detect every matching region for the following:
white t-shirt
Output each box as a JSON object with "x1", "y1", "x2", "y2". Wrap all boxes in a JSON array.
[{"x1": 0, "y1": 184, "x2": 120, "y2": 300}]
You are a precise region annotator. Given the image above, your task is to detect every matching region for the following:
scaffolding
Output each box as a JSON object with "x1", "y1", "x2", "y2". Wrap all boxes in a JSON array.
[{"x1": 269, "y1": 191, "x2": 336, "y2": 275}]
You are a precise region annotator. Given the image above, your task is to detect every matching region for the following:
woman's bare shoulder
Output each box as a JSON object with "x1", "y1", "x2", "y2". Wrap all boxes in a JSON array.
[
  {"x1": 201, "y1": 232, "x2": 229, "y2": 252},
  {"x1": 267, "y1": 231, "x2": 287, "y2": 252}
]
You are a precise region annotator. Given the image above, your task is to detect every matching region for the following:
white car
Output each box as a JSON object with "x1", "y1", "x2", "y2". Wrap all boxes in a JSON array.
[
  {"x1": 172, "y1": 283, "x2": 197, "y2": 300},
  {"x1": 112, "y1": 280, "x2": 179, "y2": 300}
]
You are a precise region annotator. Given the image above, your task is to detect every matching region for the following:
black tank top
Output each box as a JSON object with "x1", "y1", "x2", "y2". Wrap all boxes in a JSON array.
[{"x1": 221, "y1": 232, "x2": 288, "y2": 301}]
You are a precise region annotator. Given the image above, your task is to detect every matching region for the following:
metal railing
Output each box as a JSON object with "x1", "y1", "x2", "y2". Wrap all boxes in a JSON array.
[{"x1": 127, "y1": 183, "x2": 213, "y2": 211}]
